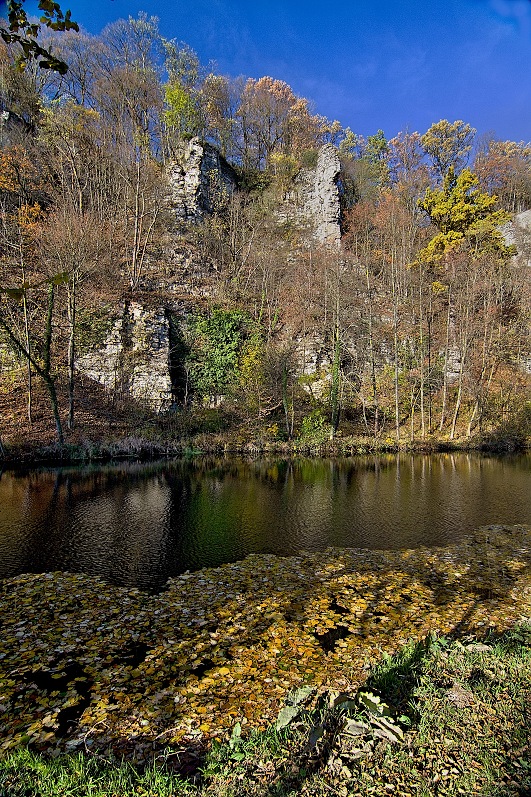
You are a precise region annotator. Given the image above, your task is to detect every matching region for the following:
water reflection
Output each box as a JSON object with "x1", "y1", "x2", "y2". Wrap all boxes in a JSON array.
[{"x1": 0, "y1": 453, "x2": 529, "y2": 590}]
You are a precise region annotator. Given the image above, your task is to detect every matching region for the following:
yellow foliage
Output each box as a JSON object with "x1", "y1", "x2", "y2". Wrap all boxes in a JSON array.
[
  {"x1": 416, "y1": 167, "x2": 511, "y2": 267},
  {"x1": 0, "y1": 525, "x2": 528, "y2": 760},
  {"x1": 0, "y1": 147, "x2": 39, "y2": 195}
]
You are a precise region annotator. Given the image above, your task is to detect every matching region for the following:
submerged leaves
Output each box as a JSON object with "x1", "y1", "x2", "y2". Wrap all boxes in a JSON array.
[{"x1": 0, "y1": 524, "x2": 529, "y2": 763}]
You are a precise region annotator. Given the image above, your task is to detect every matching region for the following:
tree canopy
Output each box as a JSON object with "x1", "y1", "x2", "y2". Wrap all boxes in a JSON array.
[{"x1": 417, "y1": 166, "x2": 512, "y2": 266}]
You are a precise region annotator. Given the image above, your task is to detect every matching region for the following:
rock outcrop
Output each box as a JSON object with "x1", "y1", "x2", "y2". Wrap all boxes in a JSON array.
[
  {"x1": 510, "y1": 210, "x2": 531, "y2": 267},
  {"x1": 76, "y1": 142, "x2": 343, "y2": 408},
  {"x1": 288, "y1": 144, "x2": 341, "y2": 246},
  {"x1": 77, "y1": 303, "x2": 175, "y2": 411},
  {"x1": 167, "y1": 138, "x2": 237, "y2": 224},
  {"x1": 167, "y1": 137, "x2": 341, "y2": 245}
]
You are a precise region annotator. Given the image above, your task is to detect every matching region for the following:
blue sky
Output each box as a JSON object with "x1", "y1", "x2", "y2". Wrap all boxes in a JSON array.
[{"x1": 14, "y1": 0, "x2": 531, "y2": 142}]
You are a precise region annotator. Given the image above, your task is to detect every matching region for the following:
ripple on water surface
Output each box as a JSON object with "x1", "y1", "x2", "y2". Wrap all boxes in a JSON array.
[{"x1": 0, "y1": 453, "x2": 529, "y2": 589}]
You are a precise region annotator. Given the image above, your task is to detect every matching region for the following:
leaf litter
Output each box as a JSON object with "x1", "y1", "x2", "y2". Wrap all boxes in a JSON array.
[{"x1": 0, "y1": 524, "x2": 529, "y2": 765}]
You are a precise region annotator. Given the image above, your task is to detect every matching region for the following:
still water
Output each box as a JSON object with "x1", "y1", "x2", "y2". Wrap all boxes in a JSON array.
[{"x1": 0, "y1": 453, "x2": 529, "y2": 591}]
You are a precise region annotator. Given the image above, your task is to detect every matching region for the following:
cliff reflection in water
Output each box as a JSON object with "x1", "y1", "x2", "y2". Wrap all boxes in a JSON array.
[{"x1": 0, "y1": 453, "x2": 529, "y2": 590}]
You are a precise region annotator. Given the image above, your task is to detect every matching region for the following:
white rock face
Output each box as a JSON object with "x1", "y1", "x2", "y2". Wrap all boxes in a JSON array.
[
  {"x1": 310, "y1": 144, "x2": 342, "y2": 245},
  {"x1": 508, "y1": 211, "x2": 531, "y2": 374},
  {"x1": 77, "y1": 303, "x2": 173, "y2": 411},
  {"x1": 289, "y1": 144, "x2": 341, "y2": 246},
  {"x1": 502, "y1": 209, "x2": 531, "y2": 266},
  {"x1": 167, "y1": 138, "x2": 237, "y2": 224},
  {"x1": 75, "y1": 143, "x2": 343, "y2": 410},
  {"x1": 168, "y1": 138, "x2": 341, "y2": 246},
  {"x1": 513, "y1": 210, "x2": 531, "y2": 267}
]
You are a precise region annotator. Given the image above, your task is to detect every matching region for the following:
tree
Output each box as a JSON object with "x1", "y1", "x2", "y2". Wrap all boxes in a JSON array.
[
  {"x1": 417, "y1": 168, "x2": 514, "y2": 438},
  {"x1": 0, "y1": 270, "x2": 68, "y2": 445},
  {"x1": 474, "y1": 137, "x2": 531, "y2": 213},
  {"x1": 200, "y1": 73, "x2": 242, "y2": 158},
  {"x1": 1, "y1": 0, "x2": 78, "y2": 74},
  {"x1": 0, "y1": 201, "x2": 41, "y2": 422},
  {"x1": 388, "y1": 130, "x2": 431, "y2": 211},
  {"x1": 0, "y1": 39, "x2": 42, "y2": 140},
  {"x1": 30, "y1": 28, "x2": 99, "y2": 106},
  {"x1": 341, "y1": 201, "x2": 383, "y2": 435},
  {"x1": 421, "y1": 119, "x2": 476, "y2": 181},
  {"x1": 417, "y1": 167, "x2": 510, "y2": 264},
  {"x1": 95, "y1": 14, "x2": 164, "y2": 157},
  {"x1": 163, "y1": 79, "x2": 202, "y2": 145},
  {"x1": 188, "y1": 308, "x2": 245, "y2": 407},
  {"x1": 236, "y1": 76, "x2": 322, "y2": 170},
  {"x1": 338, "y1": 128, "x2": 390, "y2": 206},
  {"x1": 40, "y1": 205, "x2": 106, "y2": 430}
]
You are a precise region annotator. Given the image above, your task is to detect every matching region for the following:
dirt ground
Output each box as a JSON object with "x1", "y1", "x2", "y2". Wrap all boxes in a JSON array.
[{"x1": 0, "y1": 371, "x2": 153, "y2": 457}]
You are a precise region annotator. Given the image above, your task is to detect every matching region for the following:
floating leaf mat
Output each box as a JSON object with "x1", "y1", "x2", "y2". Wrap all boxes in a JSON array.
[{"x1": 0, "y1": 525, "x2": 529, "y2": 763}]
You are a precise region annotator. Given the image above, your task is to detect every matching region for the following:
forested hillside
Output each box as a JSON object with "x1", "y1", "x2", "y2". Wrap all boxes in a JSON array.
[{"x1": 0, "y1": 13, "x2": 530, "y2": 457}]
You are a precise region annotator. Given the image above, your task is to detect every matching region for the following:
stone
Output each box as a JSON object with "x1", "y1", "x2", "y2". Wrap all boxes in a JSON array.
[
  {"x1": 167, "y1": 138, "x2": 237, "y2": 224},
  {"x1": 76, "y1": 302, "x2": 174, "y2": 412},
  {"x1": 287, "y1": 144, "x2": 341, "y2": 246},
  {"x1": 502, "y1": 209, "x2": 531, "y2": 267}
]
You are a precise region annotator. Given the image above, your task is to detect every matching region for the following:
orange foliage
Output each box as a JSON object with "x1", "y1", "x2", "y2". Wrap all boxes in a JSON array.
[
  {"x1": 474, "y1": 139, "x2": 531, "y2": 212},
  {"x1": 237, "y1": 76, "x2": 323, "y2": 168},
  {"x1": 0, "y1": 146, "x2": 42, "y2": 199}
]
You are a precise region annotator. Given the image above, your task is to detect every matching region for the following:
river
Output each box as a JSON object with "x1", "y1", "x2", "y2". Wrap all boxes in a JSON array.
[{"x1": 0, "y1": 453, "x2": 529, "y2": 591}]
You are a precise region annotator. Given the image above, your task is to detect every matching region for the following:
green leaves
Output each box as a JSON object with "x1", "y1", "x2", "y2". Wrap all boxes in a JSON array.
[
  {"x1": 188, "y1": 308, "x2": 246, "y2": 402},
  {"x1": 1, "y1": 0, "x2": 79, "y2": 74},
  {"x1": 275, "y1": 688, "x2": 315, "y2": 729},
  {"x1": 49, "y1": 271, "x2": 69, "y2": 286},
  {"x1": 1, "y1": 272, "x2": 70, "y2": 297},
  {"x1": 417, "y1": 167, "x2": 512, "y2": 267},
  {"x1": 0, "y1": 287, "x2": 25, "y2": 303},
  {"x1": 357, "y1": 690, "x2": 392, "y2": 717},
  {"x1": 163, "y1": 81, "x2": 202, "y2": 139}
]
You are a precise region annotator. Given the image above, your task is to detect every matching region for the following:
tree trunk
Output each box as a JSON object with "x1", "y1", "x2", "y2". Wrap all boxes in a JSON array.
[
  {"x1": 392, "y1": 259, "x2": 400, "y2": 443},
  {"x1": 450, "y1": 329, "x2": 469, "y2": 441},
  {"x1": 67, "y1": 273, "x2": 77, "y2": 431},
  {"x1": 22, "y1": 274, "x2": 33, "y2": 424},
  {"x1": 44, "y1": 372, "x2": 64, "y2": 446},
  {"x1": 418, "y1": 272, "x2": 425, "y2": 439},
  {"x1": 330, "y1": 316, "x2": 341, "y2": 437},
  {"x1": 439, "y1": 292, "x2": 452, "y2": 432},
  {"x1": 43, "y1": 282, "x2": 64, "y2": 445},
  {"x1": 427, "y1": 289, "x2": 433, "y2": 432},
  {"x1": 450, "y1": 371, "x2": 463, "y2": 440},
  {"x1": 365, "y1": 265, "x2": 379, "y2": 437},
  {"x1": 0, "y1": 282, "x2": 64, "y2": 446}
]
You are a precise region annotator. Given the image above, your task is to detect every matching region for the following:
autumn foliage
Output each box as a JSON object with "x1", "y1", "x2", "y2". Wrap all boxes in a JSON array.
[{"x1": 0, "y1": 14, "x2": 529, "y2": 450}]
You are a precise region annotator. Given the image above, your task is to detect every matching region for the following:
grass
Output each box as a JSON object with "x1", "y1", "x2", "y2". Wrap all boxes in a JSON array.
[
  {"x1": 0, "y1": 749, "x2": 196, "y2": 796},
  {"x1": 336, "y1": 625, "x2": 531, "y2": 796},
  {"x1": 1, "y1": 623, "x2": 529, "y2": 797}
]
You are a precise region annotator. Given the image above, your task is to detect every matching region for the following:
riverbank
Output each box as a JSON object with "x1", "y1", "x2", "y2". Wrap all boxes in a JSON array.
[
  {"x1": 1, "y1": 622, "x2": 530, "y2": 797},
  {"x1": 1, "y1": 430, "x2": 528, "y2": 470},
  {"x1": 1, "y1": 526, "x2": 529, "y2": 790},
  {"x1": 1, "y1": 373, "x2": 529, "y2": 467}
]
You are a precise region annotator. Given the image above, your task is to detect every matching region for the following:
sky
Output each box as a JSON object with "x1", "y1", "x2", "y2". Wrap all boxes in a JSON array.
[{"x1": 10, "y1": 0, "x2": 531, "y2": 142}]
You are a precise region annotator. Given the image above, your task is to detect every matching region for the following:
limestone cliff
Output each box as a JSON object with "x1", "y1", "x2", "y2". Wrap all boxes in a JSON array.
[
  {"x1": 75, "y1": 143, "x2": 341, "y2": 410},
  {"x1": 167, "y1": 138, "x2": 237, "y2": 224},
  {"x1": 293, "y1": 144, "x2": 342, "y2": 246},
  {"x1": 508, "y1": 210, "x2": 531, "y2": 267},
  {"x1": 77, "y1": 303, "x2": 174, "y2": 412},
  {"x1": 167, "y1": 138, "x2": 342, "y2": 245}
]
